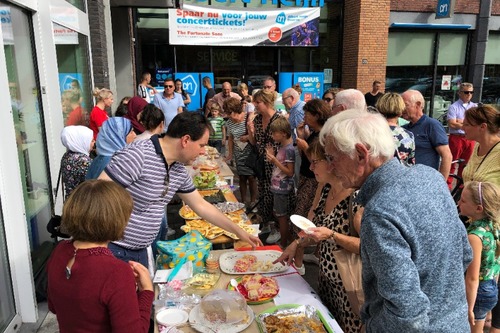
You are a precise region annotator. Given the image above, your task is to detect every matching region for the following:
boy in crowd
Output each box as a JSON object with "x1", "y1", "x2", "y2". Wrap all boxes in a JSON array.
[
  {"x1": 207, "y1": 103, "x2": 226, "y2": 154},
  {"x1": 265, "y1": 117, "x2": 295, "y2": 247}
]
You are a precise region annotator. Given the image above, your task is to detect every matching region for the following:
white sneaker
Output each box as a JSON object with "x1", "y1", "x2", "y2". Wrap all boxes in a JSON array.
[
  {"x1": 266, "y1": 229, "x2": 281, "y2": 244},
  {"x1": 303, "y1": 253, "x2": 319, "y2": 265},
  {"x1": 251, "y1": 201, "x2": 258, "y2": 213},
  {"x1": 295, "y1": 264, "x2": 305, "y2": 276},
  {"x1": 260, "y1": 224, "x2": 271, "y2": 234}
]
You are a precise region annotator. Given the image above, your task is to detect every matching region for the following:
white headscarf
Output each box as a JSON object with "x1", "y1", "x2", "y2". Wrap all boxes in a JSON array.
[{"x1": 61, "y1": 126, "x2": 93, "y2": 156}]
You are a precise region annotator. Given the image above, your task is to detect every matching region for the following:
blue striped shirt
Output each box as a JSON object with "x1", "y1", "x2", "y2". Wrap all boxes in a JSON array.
[{"x1": 105, "y1": 136, "x2": 195, "y2": 249}]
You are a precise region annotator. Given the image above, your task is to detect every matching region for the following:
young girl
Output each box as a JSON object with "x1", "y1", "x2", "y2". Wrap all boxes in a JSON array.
[{"x1": 459, "y1": 181, "x2": 500, "y2": 333}]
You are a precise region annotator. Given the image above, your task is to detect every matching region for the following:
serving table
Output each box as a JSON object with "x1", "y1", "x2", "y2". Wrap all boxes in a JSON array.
[{"x1": 154, "y1": 249, "x2": 343, "y2": 333}]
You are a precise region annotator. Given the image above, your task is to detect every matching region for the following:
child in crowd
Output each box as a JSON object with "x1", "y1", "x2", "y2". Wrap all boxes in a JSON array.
[
  {"x1": 207, "y1": 103, "x2": 226, "y2": 153},
  {"x1": 459, "y1": 181, "x2": 500, "y2": 333},
  {"x1": 266, "y1": 116, "x2": 295, "y2": 247}
]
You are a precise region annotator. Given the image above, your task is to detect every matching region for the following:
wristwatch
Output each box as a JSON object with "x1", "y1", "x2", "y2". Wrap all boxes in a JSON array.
[{"x1": 328, "y1": 230, "x2": 337, "y2": 241}]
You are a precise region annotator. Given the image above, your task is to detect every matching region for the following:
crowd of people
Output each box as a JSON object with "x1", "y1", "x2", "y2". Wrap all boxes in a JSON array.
[{"x1": 49, "y1": 74, "x2": 500, "y2": 333}]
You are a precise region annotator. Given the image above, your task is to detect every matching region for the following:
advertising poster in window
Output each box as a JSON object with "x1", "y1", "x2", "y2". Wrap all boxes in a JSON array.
[{"x1": 169, "y1": 5, "x2": 320, "y2": 47}]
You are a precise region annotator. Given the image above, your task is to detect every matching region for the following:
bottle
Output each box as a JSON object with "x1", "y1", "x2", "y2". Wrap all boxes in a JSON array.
[{"x1": 205, "y1": 252, "x2": 219, "y2": 274}]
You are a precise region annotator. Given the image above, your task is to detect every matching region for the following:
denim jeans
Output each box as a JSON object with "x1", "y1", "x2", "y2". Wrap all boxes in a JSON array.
[
  {"x1": 474, "y1": 279, "x2": 498, "y2": 320},
  {"x1": 108, "y1": 243, "x2": 148, "y2": 268}
]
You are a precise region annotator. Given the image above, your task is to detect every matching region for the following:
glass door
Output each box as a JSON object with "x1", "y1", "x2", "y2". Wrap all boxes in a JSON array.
[{"x1": 0, "y1": 200, "x2": 15, "y2": 332}]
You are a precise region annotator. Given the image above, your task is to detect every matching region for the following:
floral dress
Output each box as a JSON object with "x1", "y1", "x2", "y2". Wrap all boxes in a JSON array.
[
  {"x1": 390, "y1": 125, "x2": 415, "y2": 166},
  {"x1": 253, "y1": 113, "x2": 295, "y2": 222},
  {"x1": 61, "y1": 151, "x2": 92, "y2": 199},
  {"x1": 313, "y1": 184, "x2": 362, "y2": 333}
]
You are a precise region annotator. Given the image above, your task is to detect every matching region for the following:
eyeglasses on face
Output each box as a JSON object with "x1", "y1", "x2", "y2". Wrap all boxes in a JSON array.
[
  {"x1": 164, "y1": 85, "x2": 174, "y2": 88},
  {"x1": 461, "y1": 91, "x2": 473, "y2": 95},
  {"x1": 323, "y1": 97, "x2": 333, "y2": 102}
]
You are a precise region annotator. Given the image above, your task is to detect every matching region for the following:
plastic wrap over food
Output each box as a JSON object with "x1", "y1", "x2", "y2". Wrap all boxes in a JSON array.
[{"x1": 256, "y1": 304, "x2": 328, "y2": 333}]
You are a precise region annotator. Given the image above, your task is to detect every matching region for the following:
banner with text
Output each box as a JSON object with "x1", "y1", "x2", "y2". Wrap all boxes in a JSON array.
[{"x1": 169, "y1": 5, "x2": 320, "y2": 46}]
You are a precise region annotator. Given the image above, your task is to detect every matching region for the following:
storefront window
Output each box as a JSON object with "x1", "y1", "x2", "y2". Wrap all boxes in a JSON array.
[
  {"x1": 53, "y1": 22, "x2": 92, "y2": 127},
  {"x1": 2, "y1": 2, "x2": 51, "y2": 249},
  {"x1": 386, "y1": 31, "x2": 468, "y2": 120},
  {"x1": 65, "y1": 0, "x2": 86, "y2": 13},
  {"x1": 483, "y1": 33, "x2": 500, "y2": 107},
  {"x1": 0, "y1": 201, "x2": 15, "y2": 332}
]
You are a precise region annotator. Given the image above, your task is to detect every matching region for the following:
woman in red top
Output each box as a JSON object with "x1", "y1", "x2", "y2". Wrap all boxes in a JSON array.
[
  {"x1": 90, "y1": 87, "x2": 113, "y2": 139},
  {"x1": 47, "y1": 180, "x2": 154, "y2": 333}
]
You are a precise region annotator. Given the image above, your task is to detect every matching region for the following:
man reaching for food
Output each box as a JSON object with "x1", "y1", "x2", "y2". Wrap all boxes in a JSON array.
[{"x1": 99, "y1": 112, "x2": 262, "y2": 268}]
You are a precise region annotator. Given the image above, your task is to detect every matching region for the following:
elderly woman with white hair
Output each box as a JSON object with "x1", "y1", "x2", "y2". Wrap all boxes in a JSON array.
[
  {"x1": 318, "y1": 109, "x2": 472, "y2": 332},
  {"x1": 60, "y1": 126, "x2": 94, "y2": 199}
]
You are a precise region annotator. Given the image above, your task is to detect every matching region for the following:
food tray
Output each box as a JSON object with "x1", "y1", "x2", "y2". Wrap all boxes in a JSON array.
[
  {"x1": 219, "y1": 250, "x2": 288, "y2": 274},
  {"x1": 214, "y1": 202, "x2": 246, "y2": 213},
  {"x1": 227, "y1": 276, "x2": 279, "y2": 305},
  {"x1": 200, "y1": 189, "x2": 226, "y2": 204},
  {"x1": 179, "y1": 205, "x2": 201, "y2": 220},
  {"x1": 188, "y1": 304, "x2": 254, "y2": 333},
  {"x1": 256, "y1": 304, "x2": 334, "y2": 333}
]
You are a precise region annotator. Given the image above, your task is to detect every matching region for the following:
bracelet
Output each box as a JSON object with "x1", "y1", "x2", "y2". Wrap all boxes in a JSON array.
[
  {"x1": 329, "y1": 230, "x2": 336, "y2": 241},
  {"x1": 295, "y1": 237, "x2": 304, "y2": 247}
]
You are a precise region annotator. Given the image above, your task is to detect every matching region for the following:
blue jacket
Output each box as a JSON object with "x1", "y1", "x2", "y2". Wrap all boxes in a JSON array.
[{"x1": 358, "y1": 158, "x2": 472, "y2": 333}]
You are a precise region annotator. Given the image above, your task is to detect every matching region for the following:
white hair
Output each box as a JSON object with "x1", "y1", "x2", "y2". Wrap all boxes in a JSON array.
[
  {"x1": 319, "y1": 109, "x2": 395, "y2": 160},
  {"x1": 334, "y1": 89, "x2": 367, "y2": 110}
]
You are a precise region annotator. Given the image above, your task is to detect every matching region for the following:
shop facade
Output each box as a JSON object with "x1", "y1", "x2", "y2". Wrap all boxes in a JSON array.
[{"x1": 0, "y1": 0, "x2": 93, "y2": 331}]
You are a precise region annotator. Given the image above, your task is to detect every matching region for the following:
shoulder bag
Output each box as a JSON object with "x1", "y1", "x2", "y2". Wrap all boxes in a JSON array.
[
  {"x1": 331, "y1": 194, "x2": 364, "y2": 317},
  {"x1": 46, "y1": 166, "x2": 70, "y2": 239}
]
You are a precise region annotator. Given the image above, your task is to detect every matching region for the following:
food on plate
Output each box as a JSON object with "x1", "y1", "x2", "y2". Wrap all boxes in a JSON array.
[
  {"x1": 181, "y1": 219, "x2": 224, "y2": 239},
  {"x1": 262, "y1": 314, "x2": 327, "y2": 333},
  {"x1": 179, "y1": 205, "x2": 200, "y2": 219},
  {"x1": 214, "y1": 202, "x2": 246, "y2": 213},
  {"x1": 240, "y1": 274, "x2": 279, "y2": 301},
  {"x1": 199, "y1": 290, "x2": 248, "y2": 324},
  {"x1": 186, "y1": 272, "x2": 220, "y2": 290},
  {"x1": 193, "y1": 171, "x2": 218, "y2": 189},
  {"x1": 232, "y1": 255, "x2": 275, "y2": 273}
]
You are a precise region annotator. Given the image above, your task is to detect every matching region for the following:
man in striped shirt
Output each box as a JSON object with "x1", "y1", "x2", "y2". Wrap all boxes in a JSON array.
[{"x1": 99, "y1": 112, "x2": 262, "y2": 267}]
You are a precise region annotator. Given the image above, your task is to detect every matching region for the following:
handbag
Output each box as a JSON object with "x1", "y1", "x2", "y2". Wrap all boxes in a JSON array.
[
  {"x1": 46, "y1": 167, "x2": 70, "y2": 239},
  {"x1": 331, "y1": 194, "x2": 364, "y2": 317},
  {"x1": 244, "y1": 115, "x2": 277, "y2": 179},
  {"x1": 156, "y1": 230, "x2": 212, "y2": 270}
]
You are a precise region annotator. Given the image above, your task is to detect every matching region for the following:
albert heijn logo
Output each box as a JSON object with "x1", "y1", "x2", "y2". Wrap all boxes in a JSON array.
[
  {"x1": 180, "y1": 74, "x2": 198, "y2": 96},
  {"x1": 276, "y1": 12, "x2": 286, "y2": 25}
]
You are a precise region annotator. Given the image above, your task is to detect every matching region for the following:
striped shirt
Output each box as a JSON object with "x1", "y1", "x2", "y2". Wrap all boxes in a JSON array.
[{"x1": 105, "y1": 136, "x2": 195, "y2": 249}]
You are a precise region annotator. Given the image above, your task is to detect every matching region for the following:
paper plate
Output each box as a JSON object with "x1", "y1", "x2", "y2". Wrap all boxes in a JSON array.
[
  {"x1": 156, "y1": 308, "x2": 189, "y2": 326},
  {"x1": 290, "y1": 214, "x2": 315, "y2": 234}
]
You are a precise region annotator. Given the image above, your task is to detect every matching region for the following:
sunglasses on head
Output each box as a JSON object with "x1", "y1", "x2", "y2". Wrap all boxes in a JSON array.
[{"x1": 461, "y1": 91, "x2": 473, "y2": 95}]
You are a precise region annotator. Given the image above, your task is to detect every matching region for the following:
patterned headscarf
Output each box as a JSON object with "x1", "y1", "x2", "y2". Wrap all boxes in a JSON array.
[
  {"x1": 60, "y1": 125, "x2": 93, "y2": 156},
  {"x1": 96, "y1": 117, "x2": 132, "y2": 156}
]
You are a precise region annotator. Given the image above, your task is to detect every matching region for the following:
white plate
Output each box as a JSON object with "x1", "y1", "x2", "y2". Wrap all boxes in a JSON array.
[
  {"x1": 290, "y1": 214, "x2": 315, "y2": 234},
  {"x1": 156, "y1": 308, "x2": 189, "y2": 326},
  {"x1": 219, "y1": 250, "x2": 288, "y2": 275},
  {"x1": 188, "y1": 304, "x2": 254, "y2": 333}
]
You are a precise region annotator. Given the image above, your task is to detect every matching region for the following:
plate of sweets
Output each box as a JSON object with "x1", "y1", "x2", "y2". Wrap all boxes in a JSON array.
[{"x1": 227, "y1": 274, "x2": 279, "y2": 305}]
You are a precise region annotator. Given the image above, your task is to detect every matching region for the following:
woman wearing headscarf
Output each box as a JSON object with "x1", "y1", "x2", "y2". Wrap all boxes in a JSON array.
[
  {"x1": 124, "y1": 96, "x2": 148, "y2": 134},
  {"x1": 86, "y1": 118, "x2": 136, "y2": 179},
  {"x1": 60, "y1": 126, "x2": 94, "y2": 199}
]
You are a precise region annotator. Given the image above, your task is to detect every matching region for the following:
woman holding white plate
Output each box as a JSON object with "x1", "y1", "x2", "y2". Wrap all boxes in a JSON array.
[{"x1": 275, "y1": 140, "x2": 363, "y2": 333}]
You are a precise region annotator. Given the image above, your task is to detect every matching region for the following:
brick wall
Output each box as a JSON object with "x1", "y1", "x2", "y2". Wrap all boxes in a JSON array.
[
  {"x1": 88, "y1": 0, "x2": 110, "y2": 90},
  {"x1": 342, "y1": 0, "x2": 390, "y2": 93}
]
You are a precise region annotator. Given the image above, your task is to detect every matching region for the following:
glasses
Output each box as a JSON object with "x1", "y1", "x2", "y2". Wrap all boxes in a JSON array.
[
  {"x1": 323, "y1": 97, "x2": 333, "y2": 102},
  {"x1": 461, "y1": 91, "x2": 473, "y2": 95},
  {"x1": 310, "y1": 158, "x2": 325, "y2": 166},
  {"x1": 164, "y1": 85, "x2": 174, "y2": 88},
  {"x1": 263, "y1": 85, "x2": 274, "y2": 89},
  {"x1": 324, "y1": 154, "x2": 334, "y2": 164},
  {"x1": 283, "y1": 95, "x2": 292, "y2": 100}
]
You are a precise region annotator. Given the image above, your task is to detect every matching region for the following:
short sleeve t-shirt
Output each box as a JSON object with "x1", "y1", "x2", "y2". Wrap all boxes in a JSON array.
[
  {"x1": 105, "y1": 136, "x2": 195, "y2": 249},
  {"x1": 208, "y1": 117, "x2": 225, "y2": 140},
  {"x1": 89, "y1": 106, "x2": 109, "y2": 140},
  {"x1": 403, "y1": 115, "x2": 448, "y2": 170},
  {"x1": 270, "y1": 143, "x2": 295, "y2": 194}
]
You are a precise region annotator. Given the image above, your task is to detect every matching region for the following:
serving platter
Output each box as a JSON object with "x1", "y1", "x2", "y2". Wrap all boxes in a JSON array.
[
  {"x1": 188, "y1": 304, "x2": 254, "y2": 333},
  {"x1": 256, "y1": 304, "x2": 334, "y2": 333},
  {"x1": 219, "y1": 250, "x2": 288, "y2": 274},
  {"x1": 227, "y1": 276, "x2": 279, "y2": 305}
]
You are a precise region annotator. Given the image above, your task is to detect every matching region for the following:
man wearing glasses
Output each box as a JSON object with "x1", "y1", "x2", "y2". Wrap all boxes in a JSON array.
[
  {"x1": 446, "y1": 82, "x2": 477, "y2": 186},
  {"x1": 153, "y1": 77, "x2": 184, "y2": 131},
  {"x1": 262, "y1": 77, "x2": 286, "y2": 113}
]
